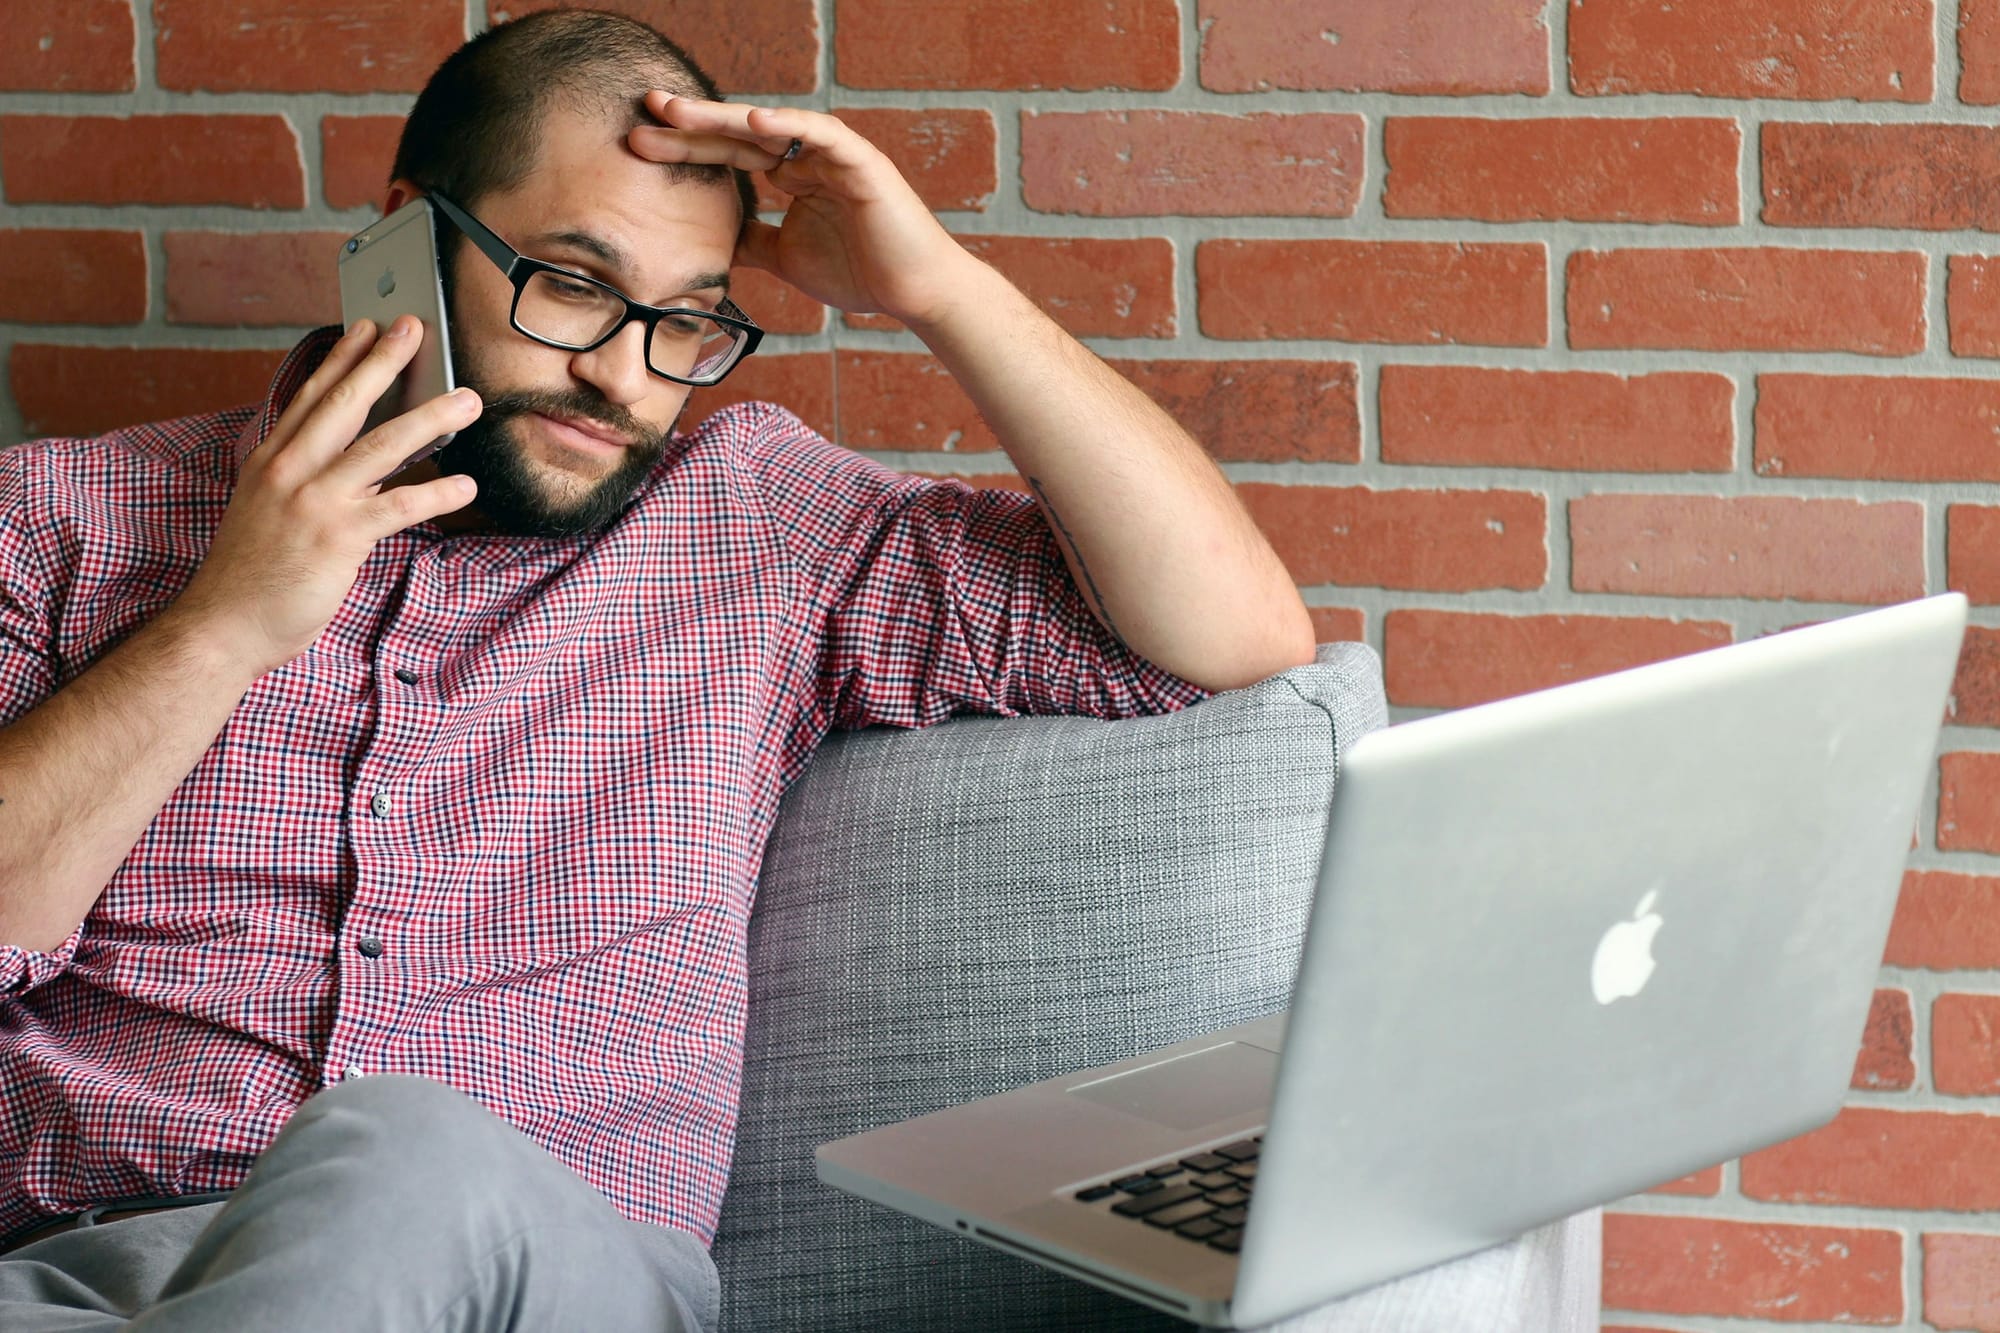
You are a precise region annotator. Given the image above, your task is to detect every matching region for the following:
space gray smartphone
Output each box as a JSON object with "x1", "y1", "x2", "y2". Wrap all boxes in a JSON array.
[{"x1": 336, "y1": 197, "x2": 457, "y2": 477}]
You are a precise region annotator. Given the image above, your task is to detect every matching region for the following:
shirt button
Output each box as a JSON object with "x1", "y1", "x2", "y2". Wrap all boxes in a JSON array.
[
  {"x1": 342, "y1": 1065, "x2": 365, "y2": 1081},
  {"x1": 393, "y1": 668, "x2": 419, "y2": 685},
  {"x1": 356, "y1": 936, "x2": 384, "y2": 959},
  {"x1": 369, "y1": 792, "x2": 392, "y2": 818}
]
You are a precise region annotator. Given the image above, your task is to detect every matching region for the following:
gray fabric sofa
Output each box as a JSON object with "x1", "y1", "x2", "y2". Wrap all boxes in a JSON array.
[{"x1": 712, "y1": 642, "x2": 1601, "y2": 1331}]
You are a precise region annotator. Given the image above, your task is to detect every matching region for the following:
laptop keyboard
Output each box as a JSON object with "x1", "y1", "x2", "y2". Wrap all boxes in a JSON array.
[{"x1": 1071, "y1": 1136, "x2": 1259, "y2": 1253}]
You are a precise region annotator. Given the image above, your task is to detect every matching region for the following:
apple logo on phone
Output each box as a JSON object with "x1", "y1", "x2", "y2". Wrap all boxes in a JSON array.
[
  {"x1": 1590, "y1": 889, "x2": 1662, "y2": 1005},
  {"x1": 377, "y1": 269, "x2": 397, "y2": 298}
]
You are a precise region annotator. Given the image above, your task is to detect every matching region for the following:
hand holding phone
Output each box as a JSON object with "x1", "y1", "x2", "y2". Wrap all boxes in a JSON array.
[
  {"x1": 337, "y1": 197, "x2": 458, "y2": 478},
  {"x1": 178, "y1": 319, "x2": 481, "y2": 678}
]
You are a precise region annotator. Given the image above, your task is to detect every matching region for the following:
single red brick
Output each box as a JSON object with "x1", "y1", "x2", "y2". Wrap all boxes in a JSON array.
[
  {"x1": 1379, "y1": 366, "x2": 1733, "y2": 472},
  {"x1": 1941, "y1": 752, "x2": 2000, "y2": 854},
  {"x1": 1198, "y1": 0, "x2": 1549, "y2": 95},
  {"x1": 164, "y1": 232, "x2": 346, "y2": 328},
  {"x1": 833, "y1": 108, "x2": 995, "y2": 212},
  {"x1": 683, "y1": 351, "x2": 833, "y2": 440},
  {"x1": 0, "y1": 0, "x2": 135, "y2": 92},
  {"x1": 1386, "y1": 117, "x2": 1739, "y2": 225},
  {"x1": 322, "y1": 116, "x2": 404, "y2": 212},
  {"x1": 1383, "y1": 610, "x2": 1731, "y2": 710},
  {"x1": 1570, "y1": 0, "x2": 1932, "y2": 101},
  {"x1": 492, "y1": 0, "x2": 819, "y2": 94},
  {"x1": 1926, "y1": 1232, "x2": 2000, "y2": 1331},
  {"x1": 1568, "y1": 249, "x2": 1926, "y2": 357},
  {"x1": 1307, "y1": 607, "x2": 1364, "y2": 643},
  {"x1": 1742, "y1": 1106, "x2": 2000, "y2": 1212},
  {"x1": 1756, "y1": 375, "x2": 2000, "y2": 483},
  {"x1": 12, "y1": 345, "x2": 287, "y2": 439},
  {"x1": 980, "y1": 235, "x2": 1177, "y2": 337},
  {"x1": 1854, "y1": 988, "x2": 1916, "y2": 1091},
  {"x1": 1602, "y1": 1212, "x2": 1902, "y2": 1323},
  {"x1": 0, "y1": 230, "x2": 147, "y2": 325},
  {"x1": 879, "y1": 236, "x2": 1174, "y2": 339},
  {"x1": 836, "y1": 351, "x2": 995, "y2": 453},
  {"x1": 1886, "y1": 870, "x2": 2000, "y2": 970},
  {"x1": 1950, "y1": 256, "x2": 2000, "y2": 357},
  {"x1": 1234, "y1": 484, "x2": 1547, "y2": 592},
  {"x1": 1199, "y1": 240, "x2": 1547, "y2": 347},
  {"x1": 155, "y1": 0, "x2": 462, "y2": 94},
  {"x1": 1950, "y1": 505, "x2": 2000, "y2": 604},
  {"x1": 1104, "y1": 359, "x2": 1359, "y2": 463},
  {"x1": 1963, "y1": 0, "x2": 2000, "y2": 104},
  {"x1": 1935, "y1": 994, "x2": 2000, "y2": 1096},
  {"x1": 1765, "y1": 123, "x2": 2000, "y2": 230},
  {"x1": 1, "y1": 115, "x2": 304, "y2": 209},
  {"x1": 1569, "y1": 494, "x2": 1925, "y2": 604},
  {"x1": 836, "y1": 0, "x2": 1179, "y2": 91},
  {"x1": 1022, "y1": 111, "x2": 1363, "y2": 218},
  {"x1": 1649, "y1": 1165, "x2": 1724, "y2": 1196},
  {"x1": 727, "y1": 267, "x2": 825, "y2": 336},
  {"x1": 1950, "y1": 626, "x2": 2000, "y2": 727}
]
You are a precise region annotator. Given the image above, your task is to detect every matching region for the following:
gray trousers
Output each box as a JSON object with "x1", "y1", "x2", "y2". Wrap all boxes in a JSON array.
[{"x1": 0, "y1": 1075, "x2": 719, "y2": 1331}]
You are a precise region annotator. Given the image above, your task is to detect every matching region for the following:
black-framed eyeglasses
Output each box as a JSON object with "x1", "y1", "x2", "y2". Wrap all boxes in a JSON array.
[{"x1": 427, "y1": 191, "x2": 763, "y2": 388}]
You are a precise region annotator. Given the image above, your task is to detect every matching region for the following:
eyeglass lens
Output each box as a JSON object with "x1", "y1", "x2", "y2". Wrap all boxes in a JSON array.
[{"x1": 516, "y1": 270, "x2": 745, "y2": 381}]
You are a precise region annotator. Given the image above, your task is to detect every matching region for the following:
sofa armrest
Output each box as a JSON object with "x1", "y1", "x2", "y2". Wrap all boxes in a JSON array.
[{"x1": 713, "y1": 644, "x2": 1385, "y2": 1331}]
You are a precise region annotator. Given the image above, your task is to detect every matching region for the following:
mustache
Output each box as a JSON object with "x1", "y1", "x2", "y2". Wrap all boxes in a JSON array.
[{"x1": 477, "y1": 387, "x2": 664, "y2": 449}]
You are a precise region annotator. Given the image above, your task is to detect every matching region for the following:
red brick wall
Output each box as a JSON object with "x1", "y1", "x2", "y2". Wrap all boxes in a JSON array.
[{"x1": 5, "y1": 1, "x2": 2000, "y2": 1326}]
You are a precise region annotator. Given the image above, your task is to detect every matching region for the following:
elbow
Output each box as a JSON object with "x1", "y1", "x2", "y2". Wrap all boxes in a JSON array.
[{"x1": 1184, "y1": 618, "x2": 1319, "y2": 694}]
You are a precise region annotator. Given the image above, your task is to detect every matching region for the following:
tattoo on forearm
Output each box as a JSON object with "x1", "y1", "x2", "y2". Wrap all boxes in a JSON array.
[{"x1": 1028, "y1": 476, "x2": 1125, "y2": 647}]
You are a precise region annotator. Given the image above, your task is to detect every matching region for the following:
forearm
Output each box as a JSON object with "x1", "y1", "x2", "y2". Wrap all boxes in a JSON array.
[
  {"x1": 0, "y1": 607, "x2": 260, "y2": 952},
  {"x1": 908, "y1": 261, "x2": 1315, "y2": 692}
]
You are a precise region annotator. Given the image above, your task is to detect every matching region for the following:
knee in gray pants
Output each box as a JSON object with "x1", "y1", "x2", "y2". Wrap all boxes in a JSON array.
[{"x1": 144, "y1": 1074, "x2": 716, "y2": 1333}]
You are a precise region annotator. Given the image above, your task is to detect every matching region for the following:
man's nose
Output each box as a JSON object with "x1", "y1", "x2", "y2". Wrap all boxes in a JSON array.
[{"x1": 568, "y1": 320, "x2": 652, "y2": 406}]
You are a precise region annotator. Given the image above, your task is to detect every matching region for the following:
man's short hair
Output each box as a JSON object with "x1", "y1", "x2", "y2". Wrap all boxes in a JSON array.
[{"x1": 391, "y1": 9, "x2": 757, "y2": 239}]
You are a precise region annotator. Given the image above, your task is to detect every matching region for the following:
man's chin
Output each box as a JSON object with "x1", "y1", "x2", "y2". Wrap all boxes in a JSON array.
[{"x1": 439, "y1": 413, "x2": 660, "y2": 539}]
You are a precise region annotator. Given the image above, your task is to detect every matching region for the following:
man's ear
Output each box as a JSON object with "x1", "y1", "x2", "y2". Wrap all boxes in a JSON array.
[{"x1": 380, "y1": 178, "x2": 424, "y2": 217}]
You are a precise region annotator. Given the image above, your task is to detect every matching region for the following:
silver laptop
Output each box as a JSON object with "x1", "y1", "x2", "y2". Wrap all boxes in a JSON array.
[{"x1": 816, "y1": 593, "x2": 1966, "y2": 1328}]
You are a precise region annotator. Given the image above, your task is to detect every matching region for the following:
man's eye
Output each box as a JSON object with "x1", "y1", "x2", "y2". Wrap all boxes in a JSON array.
[
  {"x1": 660, "y1": 312, "x2": 711, "y2": 336},
  {"x1": 545, "y1": 276, "x2": 601, "y2": 301}
]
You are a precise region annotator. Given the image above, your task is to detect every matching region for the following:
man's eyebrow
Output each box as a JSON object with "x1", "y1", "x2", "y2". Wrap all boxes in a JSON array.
[{"x1": 528, "y1": 230, "x2": 730, "y2": 296}]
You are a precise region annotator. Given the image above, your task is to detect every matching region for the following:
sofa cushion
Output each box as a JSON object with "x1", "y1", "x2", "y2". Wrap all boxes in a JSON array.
[{"x1": 713, "y1": 643, "x2": 1387, "y2": 1331}]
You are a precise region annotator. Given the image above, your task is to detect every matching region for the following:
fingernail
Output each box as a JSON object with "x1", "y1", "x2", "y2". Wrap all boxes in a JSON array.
[
  {"x1": 451, "y1": 387, "x2": 479, "y2": 406},
  {"x1": 385, "y1": 318, "x2": 413, "y2": 339}
]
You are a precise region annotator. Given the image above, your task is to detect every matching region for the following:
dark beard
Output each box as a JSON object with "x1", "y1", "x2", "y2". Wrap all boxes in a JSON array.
[{"x1": 432, "y1": 385, "x2": 669, "y2": 539}]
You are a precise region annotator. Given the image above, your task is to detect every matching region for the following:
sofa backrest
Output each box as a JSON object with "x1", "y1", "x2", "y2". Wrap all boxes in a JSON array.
[{"x1": 715, "y1": 642, "x2": 1388, "y2": 1331}]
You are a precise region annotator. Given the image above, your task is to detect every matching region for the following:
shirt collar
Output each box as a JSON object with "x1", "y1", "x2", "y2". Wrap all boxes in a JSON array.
[{"x1": 233, "y1": 325, "x2": 344, "y2": 472}]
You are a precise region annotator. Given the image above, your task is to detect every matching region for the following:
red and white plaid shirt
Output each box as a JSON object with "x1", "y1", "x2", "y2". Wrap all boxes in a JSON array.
[{"x1": 0, "y1": 328, "x2": 1207, "y2": 1245}]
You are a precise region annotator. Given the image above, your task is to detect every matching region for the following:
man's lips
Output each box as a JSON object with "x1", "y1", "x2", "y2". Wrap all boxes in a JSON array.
[{"x1": 530, "y1": 411, "x2": 635, "y2": 452}]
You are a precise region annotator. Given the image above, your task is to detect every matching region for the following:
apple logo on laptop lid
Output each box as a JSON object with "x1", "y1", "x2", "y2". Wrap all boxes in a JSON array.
[{"x1": 1592, "y1": 890, "x2": 1663, "y2": 1005}]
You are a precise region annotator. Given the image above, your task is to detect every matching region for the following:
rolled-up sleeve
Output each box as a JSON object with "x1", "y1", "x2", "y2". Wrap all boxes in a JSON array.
[
  {"x1": 0, "y1": 446, "x2": 77, "y2": 995},
  {"x1": 742, "y1": 404, "x2": 1211, "y2": 731}
]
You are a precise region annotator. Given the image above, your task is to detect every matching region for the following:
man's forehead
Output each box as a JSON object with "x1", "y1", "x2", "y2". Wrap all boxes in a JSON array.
[{"x1": 483, "y1": 106, "x2": 740, "y2": 280}]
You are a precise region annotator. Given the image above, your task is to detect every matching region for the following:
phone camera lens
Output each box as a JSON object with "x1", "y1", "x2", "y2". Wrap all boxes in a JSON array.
[{"x1": 345, "y1": 239, "x2": 359, "y2": 253}]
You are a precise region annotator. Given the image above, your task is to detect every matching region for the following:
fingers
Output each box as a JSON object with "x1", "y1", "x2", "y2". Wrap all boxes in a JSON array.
[
  {"x1": 330, "y1": 385, "x2": 483, "y2": 489},
  {"x1": 637, "y1": 94, "x2": 875, "y2": 173},
  {"x1": 255, "y1": 319, "x2": 380, "y2": 464},
  {"x1": 279, "y1": 315, "x2": 431, "y2": 474},
  {"x1": 628, "y1": 126, "x2": 789, "y2": 172},
  {"x1": 363, "y1": 470, "x2": 478, "y2": 537}
]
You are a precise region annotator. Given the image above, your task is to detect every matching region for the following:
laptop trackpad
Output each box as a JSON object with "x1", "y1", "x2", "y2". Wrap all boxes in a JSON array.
[{"x1": 1066, "y1": 1042, "x2": 1278, "y2": 1132}]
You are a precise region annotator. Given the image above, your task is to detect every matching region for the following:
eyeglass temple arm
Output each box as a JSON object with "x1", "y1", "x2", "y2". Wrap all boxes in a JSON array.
[{"x1": 426, "y1": 193, "x2": 519, "y2": 277}]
